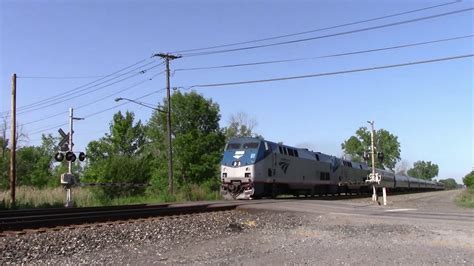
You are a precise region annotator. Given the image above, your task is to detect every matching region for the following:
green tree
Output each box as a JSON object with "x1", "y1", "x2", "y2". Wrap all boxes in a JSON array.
[
  {"x1": 0, "y1": 148, "x2": 8, "y2": 189},
  {"x1": 16, "y1": 134, "x2": 57, "y2": 187},
  {"x1": 407, "y1": 161, "x2": 439, "y2": 180},
  {"x1": 83, "y1": 111, "x2": 150, "y2": 197},
  {"x1": 341, "y1": 126, "x2": 401, "y2": 170},
  {"x1": 438, "y1": 178, "x2": 457, "y2": 190},
  {"x1": 224, "y1": 112, "x2": 259, "y2": 140},
  {"x1": 463, "y1": 171, "x2": 474, "y2": 188},
  {"x1": 147, "y1": 91, "x2": 225, "y2": 190}
]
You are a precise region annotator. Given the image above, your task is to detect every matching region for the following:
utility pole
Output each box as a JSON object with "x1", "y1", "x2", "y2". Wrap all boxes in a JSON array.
[
  {"x1": 65, "y1": 107, "x2": 84, "y2": 207},
  {"x1": 153, "y1": 53, "x2": 181, "y2": 195},
  {"x1": 68, "y1": 108, "x2": 74, "y2": 174},
  {"x1": 367, "y1": 120, "x2": 378, "y2": 202},
  {"x1": 368, "y1": 121, "x2": 376, "y2": 199},
  {"x1": 9, "y1": 73, "x2": 16, "y2": 207},
  {"x1": 367, "y1": 120, "x2": 386, "y2": 205}
]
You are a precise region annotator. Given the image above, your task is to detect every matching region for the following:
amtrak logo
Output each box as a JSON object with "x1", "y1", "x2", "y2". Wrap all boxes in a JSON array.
[
  {"x1": 279, "y1": 159, "x2": 290, "y2": 173},
  {"x1": 233, "y1": 150, "x2": 245, "y2": 159}
]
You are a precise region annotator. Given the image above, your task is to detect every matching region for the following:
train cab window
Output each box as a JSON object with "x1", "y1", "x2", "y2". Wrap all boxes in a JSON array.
[
  {"x1": 315, "y1": 154, "x2": 320, "y2": 161},
  {"x1": 226, "y1": 143, "x2": 241, "y2": 150},
  {"x1": 283, "y1": 147, "x2": 288, "y2": 155},
  {"x1": 359, "y1": 165, "x2": 363, "y2": 169},
  {"x1": 294, "y1": 150, "x2": 299, "y2": 157},
  {"x1": 278, "y1": 146, "x2": 283, "y2": 154},
  {"x1": 288, "y1": 149, "x2": 294, "y2": 157},
  {"x1": 243, "y1": 142, "x2": 259, "y2": 149}
]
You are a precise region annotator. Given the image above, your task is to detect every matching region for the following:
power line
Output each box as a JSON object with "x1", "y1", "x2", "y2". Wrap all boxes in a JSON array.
[
  {"x1": 0, "y1": 58, "x2": 157, "y2": 115},
  {"x1": 85, "y1": 89, "x2": 165, "y2": 118},
  {"x1": 186, "y1": 54, "x2": 473, "y2": 88},
  {"x1": 28, "y1": 88, "x2": 166, "y2": 137},
  {"x1": 17, "y1": 76, "x2": 104, "y2": 79},
  {"x1": 20, "y1": 70, "x2": 166, "y2": 127},
  {"x1": 0, "y1": 58, "x2": 152, "y2": 115},
  {"x1": 172, "y1": 1, "x2": 461, "y2": 54},
  {"x1": 181, "y1": 8, "x2": 474, "y2": 57},
  {"x1": 75, "y1": 71, "x2": 166, "y2": 111},
  {"x1": 175, "y1": 35, "x2": 473, "y2": 72},
  {"x1": 16, "y1": 61, "x2": 163, "y2": 114},
  {"x1": 16, "y1": 62, "x2": 164, "y2": 115}
]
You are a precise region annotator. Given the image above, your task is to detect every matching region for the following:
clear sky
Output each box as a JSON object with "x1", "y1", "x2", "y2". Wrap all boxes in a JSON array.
[{"x1": 1, "y1": 0, "x2": 473, "y2": 183}]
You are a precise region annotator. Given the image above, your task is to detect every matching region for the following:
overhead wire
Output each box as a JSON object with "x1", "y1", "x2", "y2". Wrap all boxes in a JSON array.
[
  {"x1": 175, "y1": 35, "x2": 473, "y2": 72},
  {"x1": 17, "y1": 76, "x2": 104, "y2": 79},
  {"x1": 172, "y1": 1, "x2": 462, "y2": 54},
  {"x1": 20, "y1": 70, "x2": 166, "y2": 127},
  {"x1": 16, "y1": 62, "x2": 165, "y2": 115},
  {"x1": 181, "y1": 8, "x2": 474, "y2": 57},
  {"x1": 186, "y1": 54, "x2": 473, "y2": 89},
  {"x1": 28, "y1": 88, "x2": 167, "y2": 136},
  {"x1": 0, "y1": 58, "x2": 157, "y2": 115}
]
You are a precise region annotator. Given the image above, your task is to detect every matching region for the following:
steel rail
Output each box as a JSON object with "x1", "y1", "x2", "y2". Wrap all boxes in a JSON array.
[{"x1": 0, "y1": 202, "x2": 239, "y2": 232}]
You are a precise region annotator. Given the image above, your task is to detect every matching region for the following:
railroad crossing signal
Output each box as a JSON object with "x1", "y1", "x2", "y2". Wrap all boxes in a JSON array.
[
  {"x1": 55, "y1": 127, "x2": 85, "y2": 162},
  {"x1": 58, "y1": 128, "x2": 71, "y2": 151},
  {"x1": 54, "y1": 151, "x2": 86, "y2": 162}
]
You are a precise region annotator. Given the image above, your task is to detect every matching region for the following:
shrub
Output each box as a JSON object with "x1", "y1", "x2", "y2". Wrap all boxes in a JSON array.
[
  {"x1": 83, "y1": 155, "x2": 151, "y2": 198},
  {"x1": 463, "y1": 171, "x2": 474, "y2": 188}
]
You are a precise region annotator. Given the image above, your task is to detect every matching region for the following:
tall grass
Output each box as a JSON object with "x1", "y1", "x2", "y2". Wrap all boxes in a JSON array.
[
  {"x1": 456, "y1": 188, "x2": 474, "y2": 208},
  {"x1": 0, "y1": 184, "x2": 222, "y2": 209},
  {"x1": 0, "y1": 187, "x2": 96, "y2": 209}
]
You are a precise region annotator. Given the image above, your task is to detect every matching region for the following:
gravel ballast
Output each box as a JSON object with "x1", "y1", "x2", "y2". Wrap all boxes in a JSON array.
[
  {"x1": 0, "y1": 210, "x2": 303, "y2": 264},
  {"x1": 1, "y1": 190, "x2": 473, "y2": 265}
]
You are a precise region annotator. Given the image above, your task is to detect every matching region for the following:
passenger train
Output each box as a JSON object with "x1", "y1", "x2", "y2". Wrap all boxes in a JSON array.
[{"x1": 220, "y1": 137, "x2": 444, "y2": 199}]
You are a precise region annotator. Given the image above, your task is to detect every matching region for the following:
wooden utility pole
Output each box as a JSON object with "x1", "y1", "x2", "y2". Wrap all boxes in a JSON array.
[
  {"x1": 154, "y1": 53, "x2": 181, "y2": 194},
  {"x1": 10, "y1": 73, "x2": 17, "y2": 206},
  {"x1": 368, "y1": 120, "x2": 377, "y2": 202}
]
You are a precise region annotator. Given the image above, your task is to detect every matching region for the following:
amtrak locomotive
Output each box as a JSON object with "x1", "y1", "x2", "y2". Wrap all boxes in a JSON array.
[{"x1": 220, "y1": 137, "x2": 444, "y2": 199}]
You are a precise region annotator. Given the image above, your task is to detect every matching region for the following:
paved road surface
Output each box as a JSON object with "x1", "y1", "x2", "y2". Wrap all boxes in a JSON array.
[
  {"x1": 163, "y1": 190, "x2": 474, "y2": 265},
  {"x1": 238, "y1": 190, "x2": 474, "y2": 224}
]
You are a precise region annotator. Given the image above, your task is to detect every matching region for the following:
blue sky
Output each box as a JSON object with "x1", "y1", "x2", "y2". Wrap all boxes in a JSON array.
[{"x1": 1, "y1": 0, "x2": 472, "y2": 183}]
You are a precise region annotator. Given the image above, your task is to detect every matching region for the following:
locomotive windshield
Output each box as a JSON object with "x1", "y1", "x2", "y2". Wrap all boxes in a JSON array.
[
  {"x1": 226, "y1": 143, "x2": 242, "y2": 150},
  {"x1": 225, "y1": 142, "x2": 260, "y2": 150},
  {"x1": 243, "y1": 142, "x2": 259, "y2": 149}
]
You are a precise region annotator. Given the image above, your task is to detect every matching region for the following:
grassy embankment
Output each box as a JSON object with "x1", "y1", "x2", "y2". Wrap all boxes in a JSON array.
[
  {"x1": 455, "y1": 188, "x2": 474, "y2": 208},
  {"x1": 0, "y1": 185, "x2": 221, "y2": 209}
]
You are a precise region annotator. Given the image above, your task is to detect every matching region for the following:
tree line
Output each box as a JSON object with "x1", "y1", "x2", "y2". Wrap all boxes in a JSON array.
[
  {"x1": 0, "y1": 91, "x2": 259, "y2": 199},
  {"x1": 340, "y1": 126, "x2": 462, "y2": 188},
  {"x1": 0, "y1": 90, "x2": 470, "y2": 197}
]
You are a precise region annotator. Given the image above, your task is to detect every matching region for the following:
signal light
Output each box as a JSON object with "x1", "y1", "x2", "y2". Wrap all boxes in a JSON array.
[
  {"x1": 65, "y1": 151, "x2": 76, "y2": 162},
  {"x1": 54, "y1": 152, "x2": 64, "y2": 162},
  {"x1": 363, "y1": 152, "x2": 370, "y2": 161},
  {"x1": 78, "y1": 152, "x2": 86, "y2": 162},
  {"x1": 377, "y1": 152, "x2": 385, "y2": 163}
]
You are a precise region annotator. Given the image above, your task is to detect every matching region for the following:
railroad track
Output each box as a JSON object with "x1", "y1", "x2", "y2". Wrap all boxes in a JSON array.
[{"x1": 0, "y1": 202, "x2": 240, "y2": 233}]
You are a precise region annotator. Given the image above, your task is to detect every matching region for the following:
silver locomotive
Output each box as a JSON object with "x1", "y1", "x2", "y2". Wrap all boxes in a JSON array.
[{"x1": 220, "y1": 137, "x2": 444, "y2": 199}]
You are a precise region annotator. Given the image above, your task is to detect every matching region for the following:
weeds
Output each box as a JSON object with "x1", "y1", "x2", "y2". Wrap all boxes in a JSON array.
[
  {"x1": 456, "y1": 188, "x2": 474, "y2": 208},
  {"x1": 0, "y1": 183, "x2": 222, "y2": 209}
]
